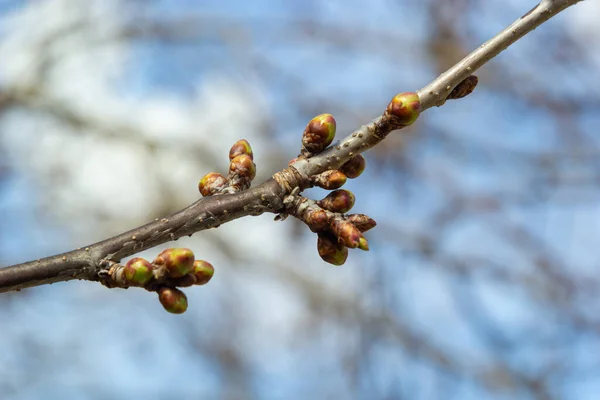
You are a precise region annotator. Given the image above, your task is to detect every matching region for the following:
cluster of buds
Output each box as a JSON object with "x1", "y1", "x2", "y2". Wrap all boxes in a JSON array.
[
  {"x1": 315, "y1": 212, "x2": 377, "y2": 265},
  {"x1": 105, "y1": 248, "x2": 214, "y2": 314},
  {"x1": 305, "y1": 197, "x2": 376, "y2": 265},
  {"x1": 198, "y1": 139, "x2": 257, "y2": 196},
  {"x1": 282, "y1": 113, "x2": 378, "y2": 266}
]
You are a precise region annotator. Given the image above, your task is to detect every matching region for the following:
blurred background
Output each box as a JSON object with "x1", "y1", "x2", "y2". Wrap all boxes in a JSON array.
[{"x1": 1, "y1": 0, "x2": 599, "y2": 399}]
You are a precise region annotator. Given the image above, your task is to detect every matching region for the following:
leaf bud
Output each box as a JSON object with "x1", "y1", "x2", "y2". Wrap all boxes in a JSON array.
[
  {"x1": 158, "y1": 287, "x2": 188, "y2": 314},
  {"x1": 313, "y1": 170, "x2": 347, "y2": 190},
  {"x1": 301, "y1": 113, "x2": 336, "y2": 155},
  {"x1": 386, "y1": 92, "x2": 421, "y2": 126},
  {"x1": 339, "y1": 155, "x2": 366, "y2": 179},
  {"x1": 229, "y1": 139, "x2": 254, "y2": 161},
  {"x1": 192, "y1": 260, "x2": 214, "y2": 285},
  {"x1": 123, "y1": 257, "x2": 154, "y2": 286},
  {"x1": 199, "y1": 172, "x2": 228, "y2": 197},
  {"x1": 229, "y1": 154, "x2": 256, "y2": 182},
  {"x1": 317, "y1": 189, "x2": 355, "y2": 213},
  {"x1": 317, "y1": 233, "x2": 348, "y2": 266}
]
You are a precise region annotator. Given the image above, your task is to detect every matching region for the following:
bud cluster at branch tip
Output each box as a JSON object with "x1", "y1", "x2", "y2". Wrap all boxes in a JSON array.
[
  {"x1": 386, "y1": 92, "x2": 421, "y2": 127},
  {"x1": 100, "y1": 247, "x2": 217, "y2": 314},
  {"x1": 301, "y1": 113, "x2": 336, "y2": 156},
  {"x1": 285, "y1": 111, "x2": 375, "y2": 265}
]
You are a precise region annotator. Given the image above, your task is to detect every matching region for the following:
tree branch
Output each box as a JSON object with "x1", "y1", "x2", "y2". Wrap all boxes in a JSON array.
[
  {"x1": 418, "y1": 0, "x2": 583, "y2": 110},
  {"x1": 0, "y1": 0, "x2": 583, "y2": 293},
  {"x1": 0, "y1": 179, "x2": 285, "y2": 292}
]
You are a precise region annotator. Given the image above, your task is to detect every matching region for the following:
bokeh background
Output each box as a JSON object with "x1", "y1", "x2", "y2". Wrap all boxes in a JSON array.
[{"x1": 1, "y1": 0, "x2": 600, "y2": 399}]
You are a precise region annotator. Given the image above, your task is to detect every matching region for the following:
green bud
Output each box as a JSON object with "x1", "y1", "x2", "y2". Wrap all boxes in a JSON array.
[
  {"x1": 192, "y1": 260, "x2": 214, "y2": 285},
  {"x1": 229, "y1": 139, "x2": 254, "y2": 161},
  {"x1": 123, "y1": 257, "x2": 154, "y2": 286},
  {"x1": 317, "y1": 233, "x2": 348, "y2": 266},
  {"x1": 358, "y1": 237, "x2": 369, "y2": 251},
  {"x1": 302, "y1": 113, "x2": 336, "y2": 155},
  {"x1": 317, "y1": 189, "x2": 355, "y2": 213},
  {"x1": 339, "y1": 155, "x2": 366, "y2": 179},
  {"x1": 386, "y1": 92, "x2": 421, "y2": 126},
  {"x1": 199, "y1": 172, "x2": 228, "y2": 197},
  {"x1": 154, "y1": 248, "x2": 195, "y2": 278},
  {"x1": 158, "y1": 287, "x2": 188, "y2": 314},
  {"x1": 313, "y1": 170, "x2": 347, "y2": 190}
]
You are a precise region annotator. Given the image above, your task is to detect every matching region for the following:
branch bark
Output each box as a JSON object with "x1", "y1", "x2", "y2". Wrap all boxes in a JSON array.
[{"x1": 0, "y1": 0, "x2": 583, "y2": 293}]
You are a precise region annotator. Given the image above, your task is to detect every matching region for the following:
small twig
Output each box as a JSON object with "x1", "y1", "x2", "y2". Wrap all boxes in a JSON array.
[
  {"x1": 0, "y1": 0, "x2": 584, "y2": 293},
  {"x1": 417, "y1": 0, "x2": 583, "y2": 110}
]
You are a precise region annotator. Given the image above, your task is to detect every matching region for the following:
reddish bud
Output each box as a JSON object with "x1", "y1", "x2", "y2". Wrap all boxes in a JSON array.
[
  {"x1": 229, "y1": 139, "x2": 254, "y2": 161},
  {"x1": 317, "y1": 233, "x2": 348, "y2": 266},
  {"x1": 288, "y1": 157, "x2": 299, "y2": 166},
  {"x1": 317, "y1": 189, "x2": 355, "y2": 213},
  {"x1": 154, "y1": 248, "x2": 195, "y2": 278},
  {"x1": 346, "y1": 214, "x2": 377, "y2": 232},
  {"x1": 331, "y1": 219, "x2": 369, "y2": 250},
  {"x1": 123, "y1": 257, "x2": 154, "y2": 285},
  {"x1": 448, "y1": 75, "x2": 478, "y2": 100},
  {"x1": 192, "y1": 260, "x2": 214, "y2": 285},
  {"x1": 305, "y1": 209, "x2": 330, "y2": 232},
  {"x1": 229, "y1": 154, "x2": 256, "y2": 182},
  {"x1": 313, "y1": 170, "x2": 347, "y2": 190},
  {"x1": 386, "y1": 92, "x2": 421, "y2": 126},
  {"x1": 340, "y1": 155, "x2": 366, "y2": 179},
  {"x1": 158, "y1": 287, "x2": 188, "y2": 314},
  {"x1": 199, "y1": 172, "x2": 228, "y2": 197},
  {"x1": 302, "y1": 113, "x2": 336, "y2": 155}
]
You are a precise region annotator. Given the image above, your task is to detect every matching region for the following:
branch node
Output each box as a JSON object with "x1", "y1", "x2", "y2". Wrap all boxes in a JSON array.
[{"x1": 272, "y1": 166, "x2": 310, "y2": 194}]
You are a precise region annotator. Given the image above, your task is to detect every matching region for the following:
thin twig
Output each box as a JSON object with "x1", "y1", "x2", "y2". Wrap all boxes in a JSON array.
[
  {"x1": 418, "y1": 0, "x2": 583, "y2": 111},
  {"x1": 0, "y1": 0, "x2": 583, "y2": 293}
]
